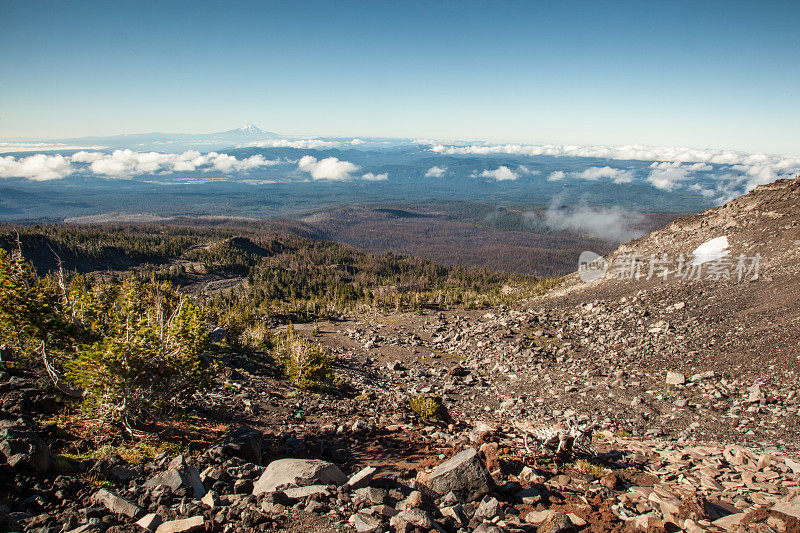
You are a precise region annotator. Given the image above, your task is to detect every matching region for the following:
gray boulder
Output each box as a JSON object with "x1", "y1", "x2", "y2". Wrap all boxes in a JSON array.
[
  {"x1": 252, "y1": 458, "x2": 347, "y2": 495},
  {"x1": 351, "y1": 512, "x2": 382, "y2": 533},
  {"x1": 206, "y1": 424, "x2": 262, "y2": 464},
  {"x1": 0, "y1": 418, "x2": 51, "y2": 472},
  {"x1": 538, "y1": 512, "x2": 577, "y2": 533},
  {"x1": 135, "y1": 513, "x2": 163, "y2": 531},
  {"x1": 474, "y1": 496, "x2": 503, "y2": 521},
  {"x1": 473, "y1": 524, "x2": 504, "y2": 533},
  {"x1": 153, "y1": 515, "x2": 204, "y2": 532},
  {"x1": 346, "y1": 465, "x2": 377, "y2": 489},
  {"x1": 144, "y1": 455, "x2": 206, "y2": 499},
  {"x1": 390, "y1": 509, "x2": 444, "y2": 533},
  {"x1": 426, "y1": 448, "x2": 495, "y2": 502},
  {"x1": 91, "y1": 488, "x2": 142, "y2": 518}
]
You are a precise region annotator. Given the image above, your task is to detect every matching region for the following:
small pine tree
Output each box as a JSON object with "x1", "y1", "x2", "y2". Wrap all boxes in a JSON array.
[
  {"x1": 0, "y1": 248, "x2": 71, "y2": 362},
  {"x1": 275, "y1": 325, "x2": 338, "y2": 390}
]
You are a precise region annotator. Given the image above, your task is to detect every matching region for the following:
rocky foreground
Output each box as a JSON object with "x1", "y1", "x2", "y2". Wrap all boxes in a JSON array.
[{"x1": 2, "y1": 299, "x2": 800, "y2": 533}]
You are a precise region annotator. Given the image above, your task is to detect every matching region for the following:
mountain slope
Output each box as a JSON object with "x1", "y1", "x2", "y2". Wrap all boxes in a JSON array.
[{"x1": 530, "y1": 176, "x2": 799, "y2": 398}]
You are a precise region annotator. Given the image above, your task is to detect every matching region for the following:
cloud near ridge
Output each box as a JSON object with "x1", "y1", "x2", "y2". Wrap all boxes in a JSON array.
[
  {"x1": 83, "y1": 149, "x2": 280, "y2": 177},
  {"x1": 544, "y1": 199, "x2": 645, "y2": 242},
  {"x1": 575, "y1": 166, "x2": 633, "y2": 183}
]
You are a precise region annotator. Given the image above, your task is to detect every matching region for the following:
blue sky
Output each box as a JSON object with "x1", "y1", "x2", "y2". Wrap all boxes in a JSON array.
[{"x1": 1, "y1": 0, "x2": 798, "y2": 154}]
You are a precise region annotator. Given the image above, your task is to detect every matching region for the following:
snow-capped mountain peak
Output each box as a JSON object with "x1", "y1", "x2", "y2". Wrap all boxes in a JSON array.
[{"x1": 236, "y1": 122, "x2": 263, "y2": 134}]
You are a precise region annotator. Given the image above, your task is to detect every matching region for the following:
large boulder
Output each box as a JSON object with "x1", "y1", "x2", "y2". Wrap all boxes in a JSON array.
[
  {"x1": 390, "y1": 509, "x2": 444, "y2": 533},
  {"x1": 206, "y1": 424, "x2": 263, "y2": 464},
  {"x1": 0, "y1": 418, "x2": 51, "y2": 472},
  {"x1": 252, "y1": 458, "x2": 347, "y2": 495},
  {"x1": 153, "y1": 515, "x2": 205, "y2": 533},
  {"x1": 144, "y1": 455, "x2": 206, "y2": 499},
  {"x1": 537, "y1": 512, "x2": 577, "y2": 533},
  {"x1": 92, "y1": 488, "x2": 142, "y2": 518},
  {"x1": 426, "y1": 448, "x2": 495, "y2": 502}
]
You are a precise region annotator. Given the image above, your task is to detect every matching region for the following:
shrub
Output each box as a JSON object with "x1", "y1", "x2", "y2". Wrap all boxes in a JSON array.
[
  {"x1": 274, "y1": 325, "x2": 338, "y2": 390},
  {"x1": 574, "y1": 458, "x2": 609, "y2": 478},
  {"x1": 66, "y1": 276, "x2": 212, "y2": 426},
  {"x1": 409, "y1": 394, "x2": 446, "y2": 421}
]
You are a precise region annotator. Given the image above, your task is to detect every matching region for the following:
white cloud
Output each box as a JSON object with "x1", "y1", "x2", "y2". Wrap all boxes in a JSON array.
[
  {"x1": 646, "y1": 161, "x2": 712, "y2": 191},
  {"x1": 70, "y1": 151, "x2": 106, "y2": 163},
  {"x1": 297, "y1": 155, "x2": 360, "y2": 181},
  {"x1": 0, "y1": 149, "x2": 282, "y2": 180},
  {"x1": 350, "y1": 138, "x2": 365, "y2": 145},
  {"x1": 471, "y1": 165, "x2": 539, "y2": 181},
  {"x1": 430, "y1": 142, "x2": 800, "y2": 192},
  {"x1": 424, "y1": 166, "x2": 447, "y2": 178},
  {"x1": 241, "y1": 139, "x2": 339, "y2": 149},
  {"x1": 544, "y1": 199, "x2": 645, "y2": 242},
  {"x1": 475, "y1": 165, "x2": 519, "y2": 181},
  {"x1": 516, "y1": 165, "x2": 540, "y2": 176},
  {"x1": 170, "y1": 150, "x2": 209, "y2": 172},
  {"x1": 0, "y1": 153, "x2": 72, "y2": 181},
  {"x1": 574, "y1": 166, "x2": 634, "y2": 183},
  {"x1": 547, "y1": 166, "x2": 634, "y2": 184},
  {"x1": 83, "y1": 149, "x2": 280, "y2": 177},
  {"x1": 361, "y1": 172, "x2": 388, "y2": 181}
]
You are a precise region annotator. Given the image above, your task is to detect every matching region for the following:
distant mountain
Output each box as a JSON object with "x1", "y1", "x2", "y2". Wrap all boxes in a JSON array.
[
  {"x1": 219, "y1": 123, "x2": 277, "y2": 136},
  {"x1": 45, "y1": 123, "x2": 283, "y2": 151}
]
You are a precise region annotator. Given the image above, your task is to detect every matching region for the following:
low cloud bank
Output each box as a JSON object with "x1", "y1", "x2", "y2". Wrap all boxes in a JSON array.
[
  {"x1": 79, "y1": 149, "x2": 279, "y2": 177},
  {"x1": 0, "y1": 150, "x2": 280, "y2": 181},
  {"x1": 0, "y1": 142, "x2": 107, "y2": 153},
  {"x1": 241, "y1": 139, "x2": 339, "y2": 149},
  {"x1": 361, "y1": 172, "x2": 388, "y2": 181},
  {"x1": 1, "y1": 149, "x2": 378, "y2": 183},
  {"x1": 543, "y1": 199, "x2": 645, "y2": 242},
  {"x1": 431, "y1": 142, "x2": 800, "y2": 196}
]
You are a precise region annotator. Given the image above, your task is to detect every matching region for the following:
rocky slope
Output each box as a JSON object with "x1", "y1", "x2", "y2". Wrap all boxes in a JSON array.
[{"x1": 1, "y1": 177, "x2": 799, "y2": 532}]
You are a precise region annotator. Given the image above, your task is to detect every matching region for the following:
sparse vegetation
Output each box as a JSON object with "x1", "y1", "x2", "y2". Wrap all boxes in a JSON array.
[
  {"x1": 0, "y1": 247, "x2": 214, "y2": 433},
  {"x1": 409, "y1": 394, "x2": 446, "y2": 421},
  {"x1": 56, "y1": 440, "x2": 186, "y2": 466},
  {"x1": 274, "y1": 325, "x2": 339, "y2": 391},
  {"x1": 0, "y1": 225, "x2": 557, "y2": 332},
  {"x1": 575, "y1": 458, "x2": 609, "y2": 478}
]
